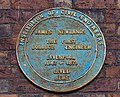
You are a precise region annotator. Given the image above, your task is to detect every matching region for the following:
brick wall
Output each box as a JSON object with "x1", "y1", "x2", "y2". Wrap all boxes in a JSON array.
[{"x1": 0, "y1": 0, "x2": 120, "y2": 97}]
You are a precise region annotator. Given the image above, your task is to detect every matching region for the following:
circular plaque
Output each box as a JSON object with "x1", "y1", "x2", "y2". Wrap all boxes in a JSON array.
[{"x1": 16, "y1": 8, "x2": 106, "y2": 92}]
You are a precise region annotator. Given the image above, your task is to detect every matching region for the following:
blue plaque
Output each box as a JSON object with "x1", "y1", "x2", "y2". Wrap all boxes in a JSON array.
[{"x1": 16, "y1": 8, "x2": 106, "y2": 92}]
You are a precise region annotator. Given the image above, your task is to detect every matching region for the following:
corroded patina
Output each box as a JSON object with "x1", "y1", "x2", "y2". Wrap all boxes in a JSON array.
[{"x1": 16, "y1": 8, "x2": 106, "y2": 92}]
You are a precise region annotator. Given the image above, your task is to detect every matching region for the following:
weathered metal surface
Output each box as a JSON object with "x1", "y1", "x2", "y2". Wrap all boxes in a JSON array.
[{"x1": 16, "y1": 8, "x2": 106, "y2": 92}]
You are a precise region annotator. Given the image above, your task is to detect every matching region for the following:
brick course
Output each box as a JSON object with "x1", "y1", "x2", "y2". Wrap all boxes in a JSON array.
[
  {"x1": 12, "y1": 0, "x2": 53, "y2": 10},
  {"x1": 0, "y1": 0, "x2": 120, "y2": 97}
]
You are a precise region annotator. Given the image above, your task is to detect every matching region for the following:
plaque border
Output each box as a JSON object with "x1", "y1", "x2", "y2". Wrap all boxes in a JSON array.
[{"x1": 16, "y1": 7, "x2": 106, "y2": 92}]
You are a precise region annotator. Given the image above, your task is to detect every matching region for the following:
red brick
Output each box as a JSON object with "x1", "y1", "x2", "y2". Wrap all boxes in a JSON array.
[
  {"x1": 43, "y1": 94, "x2": 62, "y2": 97},
  {"x1": 12, "y1": 23, "x2": 23, "y2": 38},
  {"x1": 80, "y1": 78, "x2": 117, "y2": 92},
  {"x1": 11, "y1": 10, "x2": 34, "y2": 24},
  {"x1": 74, "y1": 0, "x2": 103, "y2": 9},
  {"x1": 78, "y1": 10, "x2": 105, "y2": 23},
  {"x1": 0, "y1": 51, "x2": 8, "y2": 57},
  {"x1": 11, "y1": 10, "x2": 37, "y2": 24},
  {"x1": 117, "y1": 25, "x2": 120, "y2": 36},
  {"x1": 0, "y1": 52, "x2": 24, "y2": 78},
  {"x1": 12, "y1": 0, "x2": 53, "y2": 10},
  {"x1": 9, "y1": 79, "x2": 45, "y2": 93},
  {"x1": 0, "y1": 51, "x2": 9, "y2": 65},
  {"x1": 0, "y1": 94, "x2": 18, "y2": 97},
  {"x1": 0, "y1": 0, "x2": 10, "y2": 9},
  {"x1": 0, "y1": 79, "x2": 9, "y2": 93},
  {"x1": 0, "y1": 65, "x2": 22, "y2": 78},
  {"x1": 10, "y1": 10, "x2": 30, "y2": 33},
  {"x1": 0, "y1": 50, "x2": 18, "y2": 65},
  {"x1": 116, "y1": 51, "x2": 120, "y2": 63},
  {"x1": 105, "y1": 37, "x2": 120, "y2": 50},
  {"x1": 21, "y1": 11, "x2": 35, "y2": 22},
  {"x1": 73, "y1": 0, "x2": 117, "y2": 9},
  {"x1": 98, "y1": 24, "x2": 116, "y2": 37},
  {"x1": 0, "y1": 24, "x2": 12, "y2": 38},
  {"x1": 106, "y1": 66, "x2": 120, "y2": 77},
  {"x1": 54, "y1": 0, "x2": 72, "y2": 8},
  {"x1": 105, "y1": 50, "x2": 116, "y2": 65},
  {"x1": 105, "y1": 10, "x2": 120, "y2": 23},
  {"x1": 108, "y1": 94, "x2": 120, "y2": 97},
  {"x1": 19, "y1": 94, "x2": 43, "y2": 97},
  {"x1": 10, "y1": 10, "x2": 42, "y2": 25},
  {"x1": 8, "y1": 77, "x2": 117, "y2": 94},
  {"x1": 87, "y1": 94, "x2": 106, "y2": 97},
  {"x1": 63, "y1": 94, "x2": 106, "y2": 97},
  {"x1": 8, "y1": 51, "x2": 17, "y2": 65},
  {"x1": 19, "y1": 94, "x2": 106, "y2": 97},
  {"x1": 0, "y1": 38, "x2": 16, "y2": 50},
  {"x1": 10, "y1": 10, "x2": 20, "y2": 23},
  {"x1": 10, "y1": 10, "x2": 28, "y2": 24},
  {"x1": 0, "y1": 10, "x2": 11, "y2": 23},
  {"x1": 87, "y1": 10, "x2": 104, "y2": 23},
  {"x1": 103, "y1": 0, "x2": 117, "y2": 9}
]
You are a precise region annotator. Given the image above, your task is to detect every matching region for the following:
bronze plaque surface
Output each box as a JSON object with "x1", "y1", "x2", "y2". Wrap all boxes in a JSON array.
[{"x1": 16, "y1": 8, "x2": 106, "y2": 92}]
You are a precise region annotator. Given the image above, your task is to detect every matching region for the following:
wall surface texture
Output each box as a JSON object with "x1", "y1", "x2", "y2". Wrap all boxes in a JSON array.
[{"x1": 0, "y1": 0, "x2": 120, "y2": 97}]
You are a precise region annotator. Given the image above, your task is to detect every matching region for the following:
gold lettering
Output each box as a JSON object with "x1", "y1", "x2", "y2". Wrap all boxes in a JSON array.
[
  {"x1": 36, "y1": 14, "x2": 44, "y2": 20},
  {"x1": 46, "y1": 38, "x2": 57, "y2": 44},
  {"x1": 58, "y1": 30, "x2": 85, "y2": 35},
  {"x1": 79, "y1": 15, "x2": 84, "y2": 20},
  {"x1": 65, "y1": 44, "x2": 91, "y2": 50},
  {"x1": 66, "y1": 60, "x2": 78, "y2": 66},
  {"x1": 32, "y1": 45, "x2": 55, "y2": 50},
  {"x1": 61, "y1": 10, "x2": 76, "y2": 17},
  {"x1": 46, "y1": 55, "x2": 75, "y2": 60},
  {"x1": 20, "y1": 35, "x2": 26, "y2": 42},
  {"x1": 98, "y1": 41, "x2": 103, "y2": 45},
  {"x1": 62, "y1": 38, "x2": 76, "y2": 44},
  {"x1": 45, "y1": 61, "x2": 57, "y2": 66},
  {"x1": 54, "y1": 75, "x2": 69, "y2": 81},
  {"x1": 94, "y1": 29, "x2": 99, "y2": 34},
  {"x1": 48, "y1": 10, "x2": 55, "y2": 16},
  {"x1": 91, "y1": 25, "x2": 97, "y2": 31},
  {"x1": 57, "y1": 30, "x2": 64, "y2": 34},
  {"x1": 35, "y1": 30, "x2": 52, "y2": 35},
  {"x1": 54, "y1": 68, "x2": 70, "y2": 74}
]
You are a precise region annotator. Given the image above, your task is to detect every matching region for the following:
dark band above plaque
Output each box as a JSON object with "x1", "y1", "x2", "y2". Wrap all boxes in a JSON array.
[{"x1": 16, "y1": 8, "x2": 106, "y2": 92}]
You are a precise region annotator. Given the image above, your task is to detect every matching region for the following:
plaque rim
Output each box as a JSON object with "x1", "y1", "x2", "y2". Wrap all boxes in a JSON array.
[{"x1": 16, "y1": 7, "x2": 106, "y2": 92}]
